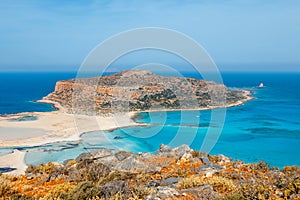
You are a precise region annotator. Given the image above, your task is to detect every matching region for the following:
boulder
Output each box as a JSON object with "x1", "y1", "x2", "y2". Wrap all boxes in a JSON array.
[
  {"x1": 98, "y1": 180, "x2": 131, "y2": 198},
  {"x1": 146, "y1": 186, "x2": 180, "y2": 199},
  {"x1": 173, "y1": 144, "x2": 191, "y2": 158},
  {"x1": 112, "y1": 155, "x2": 147, "y2": 173},
  {"x1": 161, "y1": 177, "x2": 183, "y2": 187},
  {"x1": 200, "y1": 156, "x2": 211, "y2": 166}
]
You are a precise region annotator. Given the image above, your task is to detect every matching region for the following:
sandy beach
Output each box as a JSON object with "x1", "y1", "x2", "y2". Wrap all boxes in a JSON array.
[
  {"x1": 0, "y1": 100, "x2": 138, "y2": 175},
  {"x1": 0, "y1": 150, "x2": 27, "y2": 175},
  {"x1": 0, "y1": 101, "x2": 138, "y2": 147}
]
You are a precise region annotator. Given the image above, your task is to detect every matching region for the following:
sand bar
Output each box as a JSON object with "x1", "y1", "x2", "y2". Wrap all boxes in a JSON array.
[
  {"x1": 0, "y1": 150, "x2": 27, "y2": 175},
  {"x1": 0, "y1": 111, "x2": 138, "y2": 147}
]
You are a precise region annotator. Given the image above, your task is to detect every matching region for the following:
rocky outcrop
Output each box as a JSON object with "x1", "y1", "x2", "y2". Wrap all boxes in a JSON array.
[{"x1": 43, "y1": 70, "x2": 252, "y2": 114}]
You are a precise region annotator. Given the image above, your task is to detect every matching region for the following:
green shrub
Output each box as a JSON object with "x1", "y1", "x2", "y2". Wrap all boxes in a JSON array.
[{"x1": 68, "y1": 182, "x2": 100, "y2": 200}]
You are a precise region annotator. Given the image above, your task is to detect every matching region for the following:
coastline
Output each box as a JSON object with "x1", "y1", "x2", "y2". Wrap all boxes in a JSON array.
[
  {"x1": 0, "y1": 89, "x2": 252, "y2": 147},
  {"x1": 36, "y1": 99, "x2": 66, "y2": 113},
  {"x1": 132, "y1": 90, "x2": 253, "y2": 114},
  {"x1": 0, "y1": 90, "x2": 252, "y2": 175}
]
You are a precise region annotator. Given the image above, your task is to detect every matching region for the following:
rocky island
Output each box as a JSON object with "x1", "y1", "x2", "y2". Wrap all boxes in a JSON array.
[{"x1": 43, "y1": 70, "x2": 252, "y2": 114}]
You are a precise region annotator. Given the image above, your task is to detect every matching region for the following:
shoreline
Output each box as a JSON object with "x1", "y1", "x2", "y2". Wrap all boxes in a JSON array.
[
  {"x1": 0, "y1": 90, "x2": 252, "y2": 175},
  {"x1": 36, "y1": 99, "x2": 65, "y2": 112},
  {"x1": 0, "y1": 91, "x2": 252, "y2": 147},
  {"x1": 132, "y1": 90, "x2": 253, "y2": 114}
]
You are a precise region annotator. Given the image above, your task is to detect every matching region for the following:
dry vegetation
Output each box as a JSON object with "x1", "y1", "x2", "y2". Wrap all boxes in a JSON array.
[{"x1": 0, "y1": 145, "x2": 299, "y2": 200}]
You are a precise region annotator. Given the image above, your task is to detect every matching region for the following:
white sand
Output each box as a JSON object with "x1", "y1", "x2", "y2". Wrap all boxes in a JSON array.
[
  {"x1": 0, "y1": 150, "x2": 27, "y2": 175},
  {"x1": 0, "y1": 100, "x2": 138, "y2": 174},
  {"x1": 0, "y1": 112, "x2": 137, "y2": 147}
]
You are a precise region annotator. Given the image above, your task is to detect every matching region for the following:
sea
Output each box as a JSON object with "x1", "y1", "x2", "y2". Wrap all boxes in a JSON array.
[{"x1": 0, "y1": 72, "x2": 299, "y2": 168}]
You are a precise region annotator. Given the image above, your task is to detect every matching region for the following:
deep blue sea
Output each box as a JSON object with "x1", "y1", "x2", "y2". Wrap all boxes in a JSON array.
[
  {"x1": 0, "y1": 72, "x2": 299, "y2": 168},
  {"x1": 0, "y1": 73, "x2": 76, "y2": 114}
]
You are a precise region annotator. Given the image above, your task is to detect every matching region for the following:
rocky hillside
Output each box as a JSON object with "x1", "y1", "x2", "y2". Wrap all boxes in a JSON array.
[
  {"x1": 1, "y1": 145, "x2": 299, "y2": 199},
  {"x1": 43, "y1": 70, "x2": 251, "y2": 114}
]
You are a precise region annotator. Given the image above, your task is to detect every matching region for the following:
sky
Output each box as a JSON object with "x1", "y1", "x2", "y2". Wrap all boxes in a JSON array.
[{"x1": 0, "y1": 0, "x2": 300, "y2": 72}]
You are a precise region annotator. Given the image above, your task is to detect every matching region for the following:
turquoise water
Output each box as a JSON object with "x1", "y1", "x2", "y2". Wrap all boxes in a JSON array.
[{"x1": 0, "y1": 72, "x2": 299, "y2": 168}]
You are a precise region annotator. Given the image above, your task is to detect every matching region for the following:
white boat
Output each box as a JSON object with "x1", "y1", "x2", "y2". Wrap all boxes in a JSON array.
[{"x1": 258, "y1": 83, "x2": 264, "y2": 88}]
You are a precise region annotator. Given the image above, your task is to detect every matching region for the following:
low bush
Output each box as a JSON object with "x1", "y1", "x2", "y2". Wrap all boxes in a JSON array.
[
  {"x1": 0, "y1": 175, "x2": 15, "y2": 197},
  {"x1": 43, "y1": 183, "x2": 75, "y2": 200},
  {"x1": 177, "y1": 176, "x2": 204, "y2": 189},
  {"x1": 205, "y1": 176, "x2": 236, "y2": 194}
]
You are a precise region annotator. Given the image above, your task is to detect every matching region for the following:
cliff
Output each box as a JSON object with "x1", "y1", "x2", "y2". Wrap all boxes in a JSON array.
[
  {"x1": 1, "y1": 145, "x2": 299, "y2": 199},
  {"x1": 43, "y1": 70, "x2": 251, "y2": 114}
]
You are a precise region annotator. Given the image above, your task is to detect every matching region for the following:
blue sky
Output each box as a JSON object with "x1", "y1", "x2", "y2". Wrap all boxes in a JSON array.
[{"x1": 0, "y1": 0, "x2": 300, "y2": 72}]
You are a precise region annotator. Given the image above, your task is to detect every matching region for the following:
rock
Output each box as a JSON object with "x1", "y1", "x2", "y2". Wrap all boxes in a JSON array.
[
  {"x1": 191, "y1": 157, "x2": 201, "y2": 163},
  {"x1": 139, "y1": 152, "x2": 154, "y2": 160},
  {"x1": 173, "y1": 144, "x2": 191, "y2": 158},
  {"x1": 215, "y1": 154, "x2": 231, "y2": 165},
  {"x1": 80, "y1": 148, "x2": 119, "y2": 168},
  {"x1": 157, "y1": 144, "x2": 175, "y2": 158},
  {"x1": 91, "y1": 148, "x2": 114, "y2": 159},
  {"x1": 112, "y1": 155, "x2": 147, "y2": 173},
  {"x1": 75, "y1": 152, "x2": 92, "y2": 162},
  {"x1": 204, "y1": 169, "x2": 217, "y2": 178},
  {"x1": 198, "y1": 164, "x2": 224, "y2": 177},
  {"x1": 148, "y1": 180, "x2": 160, "y2": 187},
  {"x1": 158, "y1": 144, "x2": 172, "y2": 153},
  {"x1": 75, "y1": 148, "x2": 113, "y2": 163},
  {"x1": 99, "y1": 181, "x2": 131, "y2": 198},
  {"x1": 200, "y1": 156, "x2": 211, "y2": 166},
  {"x1": 114, "y1": 151, "x2": 133, "y2": 161},
  {"x1": 161, "y1": 177, "x2": 183, "y2": 187},
  {"x1": 211, "y1": 164, "x2": 224, "y2": 170},
  {"x1": 146, "y1": 186, "x2": 180, "y2": 199},
  {"x1": 179, "y1": 152, "x2": 193, "y2": 162}
]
